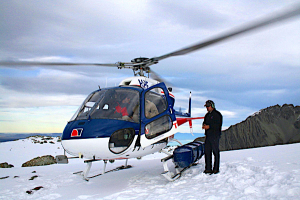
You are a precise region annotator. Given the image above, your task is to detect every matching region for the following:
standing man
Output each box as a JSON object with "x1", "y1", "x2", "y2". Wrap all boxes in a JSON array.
[{"x1": 202, "y1": 100, "x2": 223, "y2": 174}]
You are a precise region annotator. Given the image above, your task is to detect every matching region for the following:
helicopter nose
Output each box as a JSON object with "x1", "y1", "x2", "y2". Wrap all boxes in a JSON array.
[{"x1": 61, "y1": 119, "x2": 140, "y2": 158}]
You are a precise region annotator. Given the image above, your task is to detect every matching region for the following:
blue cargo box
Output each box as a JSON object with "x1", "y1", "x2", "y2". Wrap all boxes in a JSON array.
[
  {"x1": 173, "y1": 141, "x2": 205, "y2": 168},
  {"x1": 173, "y1": 146, "x2": 194, "y2": 168},
  {"x1": 190, "y1": 141, "x2": 205, "y2": 160}
]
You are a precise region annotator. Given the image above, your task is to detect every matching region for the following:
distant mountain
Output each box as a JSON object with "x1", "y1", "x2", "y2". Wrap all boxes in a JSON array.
[
  {"x1": 0, "y1": 133, "x2": 61, "y2": 143},
  {"x1": 219, "y1": 104, "x2": 300, "y2": 151},
  {"x1": 173, "y1": 133, "x2": 205, "y2": 140},
  {"x1": 4, "y1": 104, "x2": 299, "y2": 150}
]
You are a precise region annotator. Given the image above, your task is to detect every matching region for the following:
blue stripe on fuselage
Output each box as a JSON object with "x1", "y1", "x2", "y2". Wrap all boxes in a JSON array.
[{"x1": 62, "y1": 119, "x2": 140, "y2": 140}]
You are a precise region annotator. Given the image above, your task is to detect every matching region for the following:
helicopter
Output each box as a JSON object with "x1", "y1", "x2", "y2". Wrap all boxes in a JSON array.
[
  {"x1": 57, "y1": 58, "x2": 205, "y2": 181},
  {"x1": 1, "y1": 3, "x2": 300, "y2": 181}
]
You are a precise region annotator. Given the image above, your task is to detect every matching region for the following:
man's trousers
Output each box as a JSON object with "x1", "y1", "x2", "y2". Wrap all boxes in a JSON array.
[{"x1": 204, "y1": 136, "x2": 220, "y2": 171}]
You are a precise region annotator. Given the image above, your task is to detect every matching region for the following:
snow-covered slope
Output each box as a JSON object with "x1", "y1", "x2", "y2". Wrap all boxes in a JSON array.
[{"x1": 0, "y1": 137, "x2": 300, "y2": 199}]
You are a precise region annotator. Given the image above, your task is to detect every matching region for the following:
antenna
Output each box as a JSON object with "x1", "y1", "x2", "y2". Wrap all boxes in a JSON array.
[{"x1": 188, "y1": 91, "x2": 192, "y2": 117}]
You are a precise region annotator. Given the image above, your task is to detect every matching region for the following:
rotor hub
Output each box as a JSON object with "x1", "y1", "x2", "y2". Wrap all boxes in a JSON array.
[
  {"x1": 130, "y1": 57, "x2": 153, "y2": 77},
  {"x1": 131, "y1": 57, "x2": 149, "y2": 63}
]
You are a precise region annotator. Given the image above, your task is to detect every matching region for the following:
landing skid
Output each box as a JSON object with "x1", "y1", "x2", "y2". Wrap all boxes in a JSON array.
[
  {"x1": 160, "y1": 153, "x2": 199, "y2": 182},
  {"x1": 73, "y1": 159, "x2": 131, "y2": 181}
]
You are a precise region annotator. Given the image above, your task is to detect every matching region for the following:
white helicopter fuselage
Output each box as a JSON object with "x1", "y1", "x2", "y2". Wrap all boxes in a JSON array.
[{"x1": 61, "y1": 123, "x2": 178, "y2": 160}]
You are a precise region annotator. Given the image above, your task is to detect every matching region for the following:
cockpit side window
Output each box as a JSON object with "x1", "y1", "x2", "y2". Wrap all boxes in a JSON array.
[
  {"x1": 143, "y1": 87, "x2": 172, "y2": 139},
  {"x1": 145, "y1": 115, "x2": 172, "y2": 139},
  {"x1": 144, "y1": 88, "x2": 168, "y2": 119}
]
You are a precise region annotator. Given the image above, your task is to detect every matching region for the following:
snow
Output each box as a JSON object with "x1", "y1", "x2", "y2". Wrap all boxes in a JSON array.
[{"x1": 1, "y1": 137, "x2": 300, "y2": 200}]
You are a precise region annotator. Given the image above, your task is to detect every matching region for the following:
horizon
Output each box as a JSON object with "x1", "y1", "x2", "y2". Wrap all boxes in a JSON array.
[
  {"x1": 2, "y1": 103, "x2": 299, "y2": 134},
  {"x1": 2, "y1": 102, "x2": 298, "y2": 134}
]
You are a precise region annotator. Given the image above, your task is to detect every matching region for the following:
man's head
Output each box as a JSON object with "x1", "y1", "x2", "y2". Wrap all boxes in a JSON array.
[{"x1": 204, "y1": 100, "x2": 215, "y2": 112}]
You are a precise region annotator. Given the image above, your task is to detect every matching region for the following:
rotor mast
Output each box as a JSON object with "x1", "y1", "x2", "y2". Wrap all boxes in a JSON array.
[{"x1": 129, "y1": 57, "x2": 155, "y2": 77}]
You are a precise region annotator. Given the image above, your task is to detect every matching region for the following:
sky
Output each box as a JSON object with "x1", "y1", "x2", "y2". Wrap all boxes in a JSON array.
[{"x1": 0, "y1": 0, "x2": 299, "y2": 133}]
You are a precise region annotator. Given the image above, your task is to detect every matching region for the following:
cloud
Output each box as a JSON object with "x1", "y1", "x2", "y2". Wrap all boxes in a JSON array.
[
  {"x1": 220, "y1": 110, "x2": 237, "y2": 118},
  {"x1": 1, "y1": 68, "x2": 128, "y2": 95},
  {"x1": 0, "y1": 106, "x2": 76, "y2": 133},
  {"x1": 0, "y1": 0, "x2": 299, "y2": 133},
  {"x1": 149, "y1": 1, "x2": 230, "y2": 30},
  {"x1": 0, "y1": 85, "x2": 85, "y2": 108}
]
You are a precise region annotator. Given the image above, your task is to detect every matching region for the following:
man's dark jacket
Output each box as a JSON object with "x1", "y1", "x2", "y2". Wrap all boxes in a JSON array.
[{"x1": 203, "y1": 109, "x2": 223, "y2": 137}]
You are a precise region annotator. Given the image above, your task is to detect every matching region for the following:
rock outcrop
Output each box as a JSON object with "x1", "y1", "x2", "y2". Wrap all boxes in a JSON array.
[
  {"x1": 219, "y1": 104, "x2": 300, "y2": 151},
  {"x1": 0, "y1": 162, "x2": 14, "y2": 168},
  {"x1": 22, "y1": 155, "x2": 57, "y2": 167}
]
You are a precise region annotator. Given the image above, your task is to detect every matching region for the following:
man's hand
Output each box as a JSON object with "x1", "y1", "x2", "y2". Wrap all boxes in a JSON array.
[{"x1": 202, "y1": 124, "x2": 210, "y2": 130}]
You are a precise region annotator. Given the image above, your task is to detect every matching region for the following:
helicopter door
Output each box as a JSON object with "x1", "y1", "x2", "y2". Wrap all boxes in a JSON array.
[{"x1": 140, "y1": 83, "x2": 176, "y2": 148}]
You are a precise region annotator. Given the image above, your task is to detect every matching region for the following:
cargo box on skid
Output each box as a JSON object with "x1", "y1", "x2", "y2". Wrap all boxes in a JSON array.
[{"x1": 173, "y1": 141, "x2": 204, "y2": 168}]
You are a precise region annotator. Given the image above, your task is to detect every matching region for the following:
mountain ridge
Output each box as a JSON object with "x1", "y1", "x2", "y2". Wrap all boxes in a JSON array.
[
  {"x1": 0, "y1": 133, "x2": 61, "y2": 143},
  {"x1": 219, "y1": 104, "x2": 300, "y2": 151}
]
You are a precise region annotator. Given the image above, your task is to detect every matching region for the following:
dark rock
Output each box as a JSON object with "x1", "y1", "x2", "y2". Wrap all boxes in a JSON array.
[
  {"x1": 26, "y1": 186, "x2": 43, "y2": 195},
  {"x1": 294, "y1": 115, "x2": 300, "y2": 129},
  {"x1": 26, "y1": 190, "x2": 33, "y2": 195},
  {"x1": 22, "y1": 155, "x2": 57, "y2": 167},
  {"x1": 219, "y1": 104, "x2": 300, "y2": 151},
  {"x1": 33, "y1": 186, "x2": 43, "y2": 190},
  {"x1": 294, "y1": 121, "x2": 300, "y2": 129},
  {"x1": 29, "y1": 175, "x2": 38, "y2": 180},
  {"x1": 194, "y1": 137, "x2": 205, "y2": 143},
  {"x1": 0, "y1": 162, "x2": 14, "y2": 168}
]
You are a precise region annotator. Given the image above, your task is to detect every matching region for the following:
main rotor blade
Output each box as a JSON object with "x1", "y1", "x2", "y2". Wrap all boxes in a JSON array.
[
  {"x1": 0, "y1": 61, "x2": 127, "y2": 67},
  {"x1": 149, "y1": 69, "x2": 172, "y2": 86},
  {"x1": 153, "y1": 3, "x2": 300, "y2": 62}
]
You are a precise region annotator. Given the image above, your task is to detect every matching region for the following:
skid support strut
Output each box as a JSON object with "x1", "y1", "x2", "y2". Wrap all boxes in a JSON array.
[
  {"x1": 83, "y1": 162, "x2": 92, "y2": 180},
  {"x1": 161, "y1": 155, "x2": 181, "y2": 181},
  {"x1": 79, "y1": 159, "x2": 102, "y2": 181},
  {"x1": 74, "y1": 159, "x2": 132, "y2": 181},
  {"x1": 103, "y1": 160, "x2": 107, "y2": 174}
]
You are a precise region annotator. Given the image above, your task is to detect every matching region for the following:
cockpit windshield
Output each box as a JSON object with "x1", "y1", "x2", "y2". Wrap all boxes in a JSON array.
[{"x1": 70, "y1": 88, "x2": 140, "y2": 123}]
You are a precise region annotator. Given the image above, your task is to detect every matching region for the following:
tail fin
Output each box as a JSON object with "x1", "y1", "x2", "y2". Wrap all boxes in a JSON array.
[
  {"x1": 175, "y1": 91, "x2": 204, "y2": 135},
  {"x1": 174, "y1": 91, "x2": 192, "y2": 117},
  {"x1": 188, "y1": 91, "x2": 191, "y2": 117}
]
